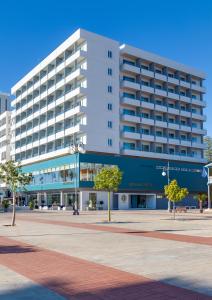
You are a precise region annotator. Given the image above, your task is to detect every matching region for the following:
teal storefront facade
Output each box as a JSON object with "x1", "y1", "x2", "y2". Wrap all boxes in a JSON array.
[{"x1": 22, "y1": 152, "x2": 207, "y2": 210}]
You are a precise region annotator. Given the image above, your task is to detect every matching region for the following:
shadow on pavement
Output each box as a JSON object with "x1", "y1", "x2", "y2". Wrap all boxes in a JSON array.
[
  {"x1": 0, "y1": 277, "x2": 211, "y2": 300},
  {"x1": 0, "y1": 245, "x2": 38, "y2": 254}
]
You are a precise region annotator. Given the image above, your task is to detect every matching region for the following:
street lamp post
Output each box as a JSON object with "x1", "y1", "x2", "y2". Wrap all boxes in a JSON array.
[
  {"x1": 162, "y1": 161, "x2": 171, "y2": 212},
  {"x1": 70, "y1": 143, "x2": 86, "y2": 215}
]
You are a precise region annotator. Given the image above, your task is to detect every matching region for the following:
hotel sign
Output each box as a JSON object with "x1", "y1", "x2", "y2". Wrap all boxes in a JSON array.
[{"x1": 156, "y1": 166, "x2": 202, "y2": 173}]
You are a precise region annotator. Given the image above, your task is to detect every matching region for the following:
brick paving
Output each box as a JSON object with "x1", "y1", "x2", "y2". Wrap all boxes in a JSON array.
[
  {"x1": 19, "y1": 216, "x2": 212, "y2": 247},
  {"x1": 0, "y1": 235, "x2": 211, "y2": 300}
]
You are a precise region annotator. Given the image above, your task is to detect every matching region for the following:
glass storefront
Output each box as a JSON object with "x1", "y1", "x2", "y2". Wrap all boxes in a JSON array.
[
  {"x1": 80, "y1": 162, "x2": 116, "y2": 181},
  {"x1": 130, "y1": 195, "x2": 147, "y2": 208},
  {"x1": 29, "y1": 164, "x2": 76, "y2": 186}
]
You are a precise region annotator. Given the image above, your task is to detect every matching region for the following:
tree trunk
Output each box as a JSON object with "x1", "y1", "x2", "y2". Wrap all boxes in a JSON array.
[
  {"x1": 108, "y1": 192, "x2": 111, "y2": 222},
  {"x1": 173, "y1": 202, "x2": 176, "y2": 220},
  {"x1": 200, "y1": 200, "x2": 203, "y2": 213},
  {"x1": 11, "y1": 192, "x2": 16, "y2": 226}
]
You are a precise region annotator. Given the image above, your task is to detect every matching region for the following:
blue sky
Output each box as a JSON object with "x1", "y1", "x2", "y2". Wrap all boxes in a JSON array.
[{"x1": 0, "y1": 0, "x2": 211, "y2": 134}]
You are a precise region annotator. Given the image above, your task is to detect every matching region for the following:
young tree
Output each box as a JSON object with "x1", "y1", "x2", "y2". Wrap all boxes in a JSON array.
[
  {"x1": 94, "y1": 166, "x2": 122, "y2": 222},
  {"x1": 164, "y1": 179, "x2": 188, "y2": 220},
  {"x1": 204, "y1": 136, "x2": 212, "y2": 162},
  {"x1": 0, "y1": 161, "x2": 32, "y2": 226},
  {"x1": 194, "y1": 193, "x2": 207, "y2": 213}
]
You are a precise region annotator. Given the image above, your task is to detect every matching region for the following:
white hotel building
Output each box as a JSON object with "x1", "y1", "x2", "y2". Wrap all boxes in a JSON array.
[{"x1": 10, "y1": 29, "x2": 207, "y2": 210}]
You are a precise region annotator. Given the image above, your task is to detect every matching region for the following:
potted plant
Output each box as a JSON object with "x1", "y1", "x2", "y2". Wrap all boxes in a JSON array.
[
  {"x1": 28, "y1": 200, "x2": 34, "y2": 210},
  {"x1": 2, "y1": 200, "x2": 10, "y2": 212},
  {"x1": 99, "y1": 200, "x2": 104, "y2": 210}
]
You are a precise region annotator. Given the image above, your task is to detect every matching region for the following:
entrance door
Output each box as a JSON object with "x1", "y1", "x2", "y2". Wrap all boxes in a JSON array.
[
  {"x1": 113, "y1": 194, "x2": 119, "y2": 210},
  {"x1": 130, "y1": 195, "x2": 146, "y2": 208}
]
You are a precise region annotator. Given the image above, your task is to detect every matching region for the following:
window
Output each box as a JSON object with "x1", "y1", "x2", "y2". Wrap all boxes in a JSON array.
[
  {"x1": 192, "y1": 94, "x2": 197, "y2": 99},
  {"x1": 108, "y1": 50, "x2": 112, "y2": 58},
  {"x1": 169, "y1": 148, "x2": 175, "y2": 154},
  {"x1": 123, "y1": 76, "x2": 135, "y2": 82},
  {"x1": 123, "y1": 142, "x2": 135, "y2": 150},
  {"x1": 156, "y1": 146, "x2": 162, "y2": 153},
  {"x1": 108, "y1": 68, "x2": 112, "y2": 76},
  {"x1": 141, "y1": 80, "x2": 149, "y2": 86},
  {"x1": 123, "y1": 92, "x2": 135, "y2": 99},
  {"x1": 142, "y1": 128, "x2": 150, "y2": 135},
  {"x1": 155, "y1": 115, "x2": 162, "y2": 121},
  {"x1": 124, "y1": 126, "x2": 135, "y2": 132},
  {"x1": 108, "y1": 138, "x2": 112, "y2": 146},
  {"x1": 142, "y1": 145, "x2": 150, "y2": 151},
  {"x1": 108, "y1": 86, "x2": 112, "y2": 93},
  {"x1": 108, "y1": 121, "x2": 112, "y2": 128},
  {"x1": 156, "y1": 131, "x2": 162, "y2": 136},
  {"x1": 107, "y1": 103, "x2": 112, "y2": 111}
]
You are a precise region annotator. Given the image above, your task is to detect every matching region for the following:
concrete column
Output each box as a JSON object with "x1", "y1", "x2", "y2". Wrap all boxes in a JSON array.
[
  {"x1": 208, "y1": 184, "x2": 211, "y2": 209},
  {"x1": 37, "y1": 193, "x2": 41, "y2": 206},
  {"x1": 60, "y1": 191, "x2": 64, "y2": 206},
  {"x1": 79, "y1": 191, "x2": 83, "y2": 211},
  {"x1": 44, "y1": 192, "x2": 47, "y2": 206}
]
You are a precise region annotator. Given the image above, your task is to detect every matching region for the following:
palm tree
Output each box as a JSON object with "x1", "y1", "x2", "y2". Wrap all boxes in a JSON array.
[
  {"x1": 194, "y1": 193, "x2": 207, "y2": 213},
  {"x1": 0, "y1": 161, "x2": 32, "y2": 226}
]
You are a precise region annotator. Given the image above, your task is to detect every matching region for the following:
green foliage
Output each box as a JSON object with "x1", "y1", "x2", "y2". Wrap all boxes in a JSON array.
[
  {"x1": 2, "y1": 200, "x2": 10, "y2": 209},
  {"x1": 0, "y1": 160, "x2": 32, "y2": 193},
  {"x1": 28, "y1": 201, "x2": 34, "y2": 210},
  {"x1": 164, "y1": 179, "x2": 188, "y2": 204},
  {"x1": 94, "y1": 166, "x2": 122, "y2": 222},
  {"x1": 94, "y1": 166, "x2": 122, "y2": 192},
  {"x1": 204, "y1": 136, "x2": 212, "y2": 162},
  {"x1": 0, "y1": 160, "x2": 32, "y2": 226},
  {"x1": 194, "y1": 193, "x2": 207, "y2": 203}
]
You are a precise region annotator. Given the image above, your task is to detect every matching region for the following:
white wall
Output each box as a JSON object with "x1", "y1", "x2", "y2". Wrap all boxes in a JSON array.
[
  {"x1": 118, "y1": 193, "x2": 129, "y2": 210},
  {"x1": 80, "y1": 29, "x2": 120, "y2": 155}
]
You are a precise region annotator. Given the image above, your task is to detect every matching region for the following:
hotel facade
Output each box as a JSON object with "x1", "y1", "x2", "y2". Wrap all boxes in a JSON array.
[{"x1": 11, "y1": 29, "x2": 207, "y2": 210}]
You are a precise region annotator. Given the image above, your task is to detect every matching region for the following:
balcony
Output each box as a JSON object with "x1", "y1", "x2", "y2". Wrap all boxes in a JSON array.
[
  {"x1": 121, "y1": 80, "x2": 140, "y2": 90},
  {"x1": 155, "y1": 120, "x2": 168, "y2": 128},
  {"x1": 155, "y1": 88, "x2": 167, "y2": 97},
  {"x1": 192, "y1": 99, "x2": 206, "y2": 107},
  {"x1": 168, "y1": 107, "x2": 180, "y2": 115},
  {"x1": 155, "y1": 104, "x2": 167, "y2": 113},
  {"x1": 141, "y1": 116, "x2": 155, "y2": 126},
  {"x1": 168, "y1": 137, "x2": 180, "y2": 145},
  {"x1": 141, "y1": 84, "x2": 154, "y2": 94},
  {"x1": 168, "y1": 92, "x2": 179, "y2": 100},
  {"x1": 192, "y1": 113, "x2": 206, "y2": 121},
  {"x1": 180, "y1": 95, "x2": 191, "y2": 104},
  {"x1": 191, "y1": 84, "x2": 206, "y2": 93},
  {"x1": 167, "y1": 77, "x2": 179, "y2": 85},
  {"x1": 122, "y1": 97, "x2": 141, "y2": 107},
  {"x1": 141, "y1": 133, "x2": 155, "y2": 142},
  {"x1": 141, "y1": 68, "x2": 154, "y2": 78},
  {"x1": 180, "y1": 80, "x2": 190, "y2": 89},
  {"x1": 155, "y1": 73, "x2": 167, "y2": 81},
  {"x1": 121, "y1": 148, "x2": 142, "y2": 156},
  {"x1": 192, "y1": 142, "x2": 206, "y2": 149},
  {"x1": 180, "y1": 125, "x2": 192, "y2": 132},
  {"x1": 121, "y1": 113, "x2": 141, "y2": 123},
  {"x1": 122, "y1": 131, "x2": 140, "y2": 140},
  {"x1": 192, "y1": 127, "x2": 207, "y2": 135},
  {"x1": 155, "y1": 135, "x2": 168, "y2": 143},
  {"x1": 180, "y1": 110, "x2": 191, "y2": 118},
  {"x1": 168, "y1": 122, "x2": 180, "y2": 130},
  {"x1": 141, "y1": 100, "x2": 154, "y2": 110},
  {"x1": 122, "y1": 63, "x2": 140, "y2": 74},
  {"x1": 181, "y1": 140, "x2": 192, "y2": 147}
]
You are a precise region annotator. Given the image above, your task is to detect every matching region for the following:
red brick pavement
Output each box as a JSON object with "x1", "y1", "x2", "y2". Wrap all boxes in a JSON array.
[
  {"x1": 0, "y1": 235, "x2": 211, "y2": 299},
  {"x1": 19, "y1": 216, "x2": 212, "y2": 247}
]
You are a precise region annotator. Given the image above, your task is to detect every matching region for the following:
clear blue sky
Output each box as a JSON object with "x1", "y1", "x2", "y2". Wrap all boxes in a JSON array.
[{"x1": 0, "y1": 0, "x2": 211, "y2": 134}]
